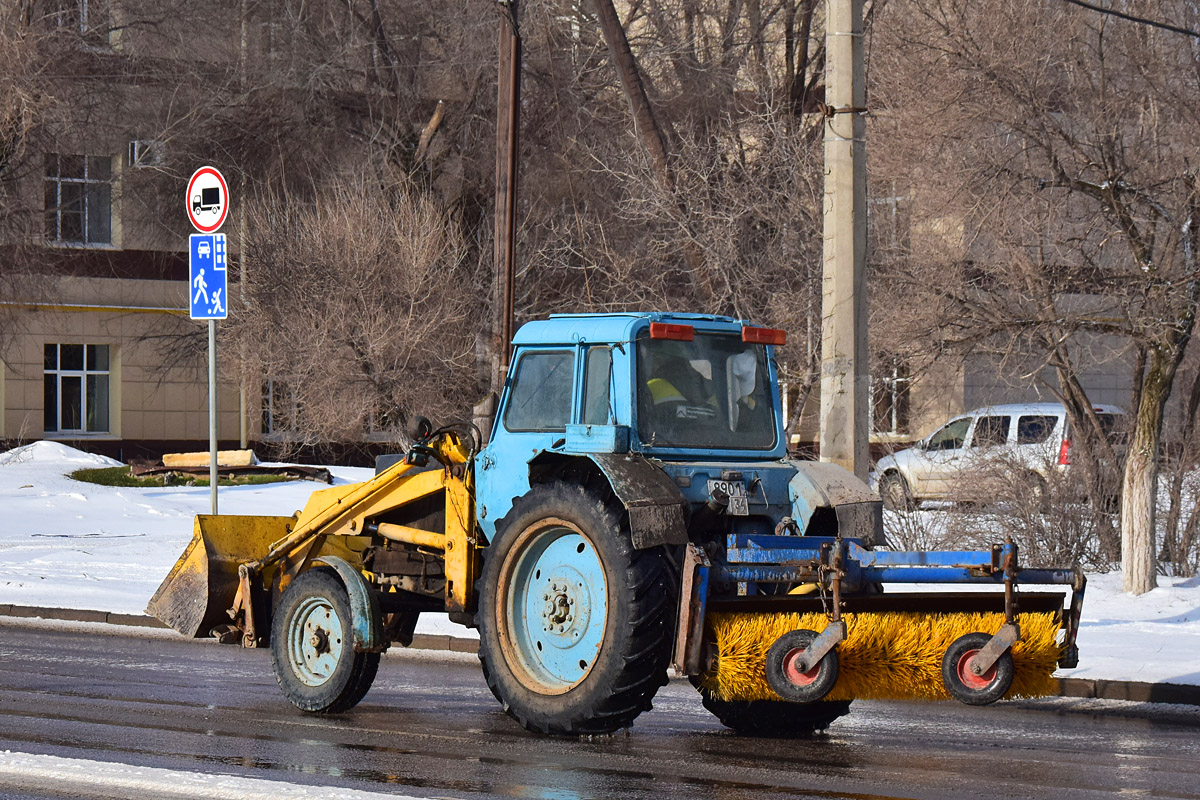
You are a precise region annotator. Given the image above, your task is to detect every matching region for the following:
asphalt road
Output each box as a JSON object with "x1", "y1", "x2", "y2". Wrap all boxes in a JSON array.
[{"x1": 1, "y1": 619, "x2": 1199, "y2": 800}]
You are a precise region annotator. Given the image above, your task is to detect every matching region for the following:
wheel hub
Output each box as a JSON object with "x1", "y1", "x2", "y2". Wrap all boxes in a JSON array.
[
  {"x1": 308, "y1": 626, "x2": 330, "y2": 654},
  {"x1": 503, "y1": 522, "x2": 607, "y2": 692},
  {"x1": 782, "y1": 647, "x2": 820, "y2": 686},
  {"x1": 289, "y1": 596, "x2": 344, "y2": 687},
  {"x1": 537, "y1": 571, "x2": 592, "y2": 647},
  {"x1": 957, "y1": 649, "x2": 997, "y2": 689}
]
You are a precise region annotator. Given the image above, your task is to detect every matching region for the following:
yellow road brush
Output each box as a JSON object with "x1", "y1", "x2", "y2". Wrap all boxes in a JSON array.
[{"x1": 701, "y1": 610, "x2": 1063, "y2": 703}]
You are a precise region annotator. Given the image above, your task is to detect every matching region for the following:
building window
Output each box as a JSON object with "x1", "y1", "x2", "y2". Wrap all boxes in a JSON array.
[
  {"x1": 872, "y1": 356, "x2": 910, "y2": 436},
  {"x1": 45, "y1": 153, "x2": 112, "y2": 245},
  {"x1": 261, "y1": 380, "x2": 299, "y2": 436},
  {"x1": 127, "y1": 139, "x2": 163, "y2": 168},
  {"x1": 50, "y1": 0, "x2": 110, "y2": 46},
  {"x1": 44, "y1": 344, "x2": 110, "y2": 434}
]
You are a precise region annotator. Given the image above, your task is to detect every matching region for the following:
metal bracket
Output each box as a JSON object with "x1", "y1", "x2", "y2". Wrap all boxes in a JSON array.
[
  {"x1": 793, "y1": 620, "x2": 847, "y2": 674},
  {"x1": 969, "y1": 622, "x2": 1020, "y2": 675},
  {"x1": 1059, "y1": 568, "x2": 1087, "y2": 668},
  {"x1": 230, "y1": 563, "x2": 259, "y2": 648},
  {"x1": 820, "y1": 103, "x2": 869, "y2": 117},
  {"x1": 673, "y1": 544, "x2": 710, "y2": 675}
]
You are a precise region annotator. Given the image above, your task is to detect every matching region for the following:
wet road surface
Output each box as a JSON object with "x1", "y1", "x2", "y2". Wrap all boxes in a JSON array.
[{"x1": 1, "y1": 619, "x2": 1198, "y2": 800}]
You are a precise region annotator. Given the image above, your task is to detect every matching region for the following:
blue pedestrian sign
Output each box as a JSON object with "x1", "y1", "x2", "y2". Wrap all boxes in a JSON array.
[{"x1": 189, "y1": 233, "x2": 227, "y2": 320}]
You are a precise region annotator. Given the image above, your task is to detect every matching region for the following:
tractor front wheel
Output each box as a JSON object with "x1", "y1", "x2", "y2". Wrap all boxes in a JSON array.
[
  {"x1": 270, "y1": 568, "x2": 380, "y2": 714},
  {"x1": 477, "y1": 482, "x2": 673, "y2": 735}
]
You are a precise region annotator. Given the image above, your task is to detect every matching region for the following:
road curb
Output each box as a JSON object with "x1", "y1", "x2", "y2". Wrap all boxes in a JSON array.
[
  {"x1": 4, "y1": 604, "x2": 1198, "y2": 707},
  {"x1": 1056, "y1": 677, "x2": 1200, "y2": 706},
  {"x1": 0, "y1": 604, "x2": 170, "y2": 629}
]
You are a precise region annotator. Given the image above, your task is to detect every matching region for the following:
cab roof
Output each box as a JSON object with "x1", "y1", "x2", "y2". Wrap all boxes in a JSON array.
[{"x1": 511, "y1": 312, "x2": 752, "y2": 347}]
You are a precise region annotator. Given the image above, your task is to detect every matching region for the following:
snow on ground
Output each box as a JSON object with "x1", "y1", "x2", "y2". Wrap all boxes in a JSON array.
[
  {"x1": 0, "y1": 440, "x2": 465, "y2": 640},
  {"x1": 0, "y1": 751, "x2": 424, "y2": 800},
  {"x1": 2, "y1": 441, "x2": 1198, "y2": 685}
]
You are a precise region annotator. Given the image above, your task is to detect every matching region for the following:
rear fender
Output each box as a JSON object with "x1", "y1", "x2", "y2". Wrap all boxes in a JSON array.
[{"x1": 528, "y1": 452, "x2": 689, "y2": 549}]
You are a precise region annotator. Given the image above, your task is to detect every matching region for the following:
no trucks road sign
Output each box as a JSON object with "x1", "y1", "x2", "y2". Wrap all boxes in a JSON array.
[{"x1": 186, "y1": 166, "x2": 229, "y2": 233}]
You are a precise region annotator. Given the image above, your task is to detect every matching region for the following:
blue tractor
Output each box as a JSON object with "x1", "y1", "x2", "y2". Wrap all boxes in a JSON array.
[{"x1": 149, "y1": 312, "x2": 1085, "y2": 736}]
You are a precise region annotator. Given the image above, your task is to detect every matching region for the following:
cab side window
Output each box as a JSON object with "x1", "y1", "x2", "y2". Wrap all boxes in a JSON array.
[
  {"x1": 927, "y1": 418, "x2": 971, "y2": 451},
  {"x1": 970, "y1": 416, "x2": 1010, "y2": 447},
  {"x1": 503, "y1": 351, "x2": 575, "y2": 431},
  {"x1": 582, "y1": 346, "x2": 613, "y2": 425}
]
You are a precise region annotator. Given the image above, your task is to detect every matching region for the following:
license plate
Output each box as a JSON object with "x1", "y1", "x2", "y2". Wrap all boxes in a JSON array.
[{"x1": 707, "y1": 479, "x2": 749, "y2": 516}]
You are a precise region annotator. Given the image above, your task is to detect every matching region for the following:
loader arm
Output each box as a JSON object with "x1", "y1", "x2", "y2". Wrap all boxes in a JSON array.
[{"x1": 148, "y1": 432, "x2": 478, "y2": 645}]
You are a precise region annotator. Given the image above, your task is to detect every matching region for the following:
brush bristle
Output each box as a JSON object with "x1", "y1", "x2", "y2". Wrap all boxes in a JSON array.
[{"x1": 702, "y1": 611, "x2": 1062, "y2": 702}]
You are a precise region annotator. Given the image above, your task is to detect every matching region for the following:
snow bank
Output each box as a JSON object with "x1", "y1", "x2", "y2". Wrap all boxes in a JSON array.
[
  {"x1": 0, "y1": 751, "x2": 422, "y2": 800},
  {"x1": 0, "y1": 440, "x2": 122, "y2": 468}
]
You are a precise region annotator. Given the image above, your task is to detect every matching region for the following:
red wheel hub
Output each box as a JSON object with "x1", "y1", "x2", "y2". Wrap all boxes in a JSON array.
[
  {"x1": 782, "y1": 647, "x2": 821, "y2": 687},
  {"x1": 956, "y1": 649, "x2": 997, "y2": 690}
]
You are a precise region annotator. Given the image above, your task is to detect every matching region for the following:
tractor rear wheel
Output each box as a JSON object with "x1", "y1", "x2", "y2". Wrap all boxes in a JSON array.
[
  {"x1": 270, "y1": 568, "x2": 380, "y2": 713},
  {"x1": 476, "y1": 482, "x2": 674, "y2": 735}
]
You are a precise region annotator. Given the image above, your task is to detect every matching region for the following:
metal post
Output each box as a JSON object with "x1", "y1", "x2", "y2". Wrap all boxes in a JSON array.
[
  {"x1": 818, "y1": 0, "x2": 868, "y2": 479},
  {"x1": 492, "y1": 0, "x2": 520, "y2": 397},
  {"x1": 208, "y1": 319, "x2": 218, "y2": 514}
]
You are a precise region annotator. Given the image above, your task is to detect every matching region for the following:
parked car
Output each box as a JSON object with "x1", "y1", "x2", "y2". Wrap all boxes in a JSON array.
[{"x1": 871, "y1": 403, "x2": 1125, "y2": 510}]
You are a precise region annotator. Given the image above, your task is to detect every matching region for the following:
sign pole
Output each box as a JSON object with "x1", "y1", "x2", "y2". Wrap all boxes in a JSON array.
[
  {"x1": 208, "y1": 318, "x2": 218, "y2": 514},
  {"x1": 186, "y1": 165, "x2": 231, "y2": 515}
]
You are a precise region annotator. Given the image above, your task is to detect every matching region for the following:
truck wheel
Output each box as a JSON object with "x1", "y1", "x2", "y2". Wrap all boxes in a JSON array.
[
  {"x1": 477, "y1": 482, "x2": 673, "y2": 735},
  {"x1": 696, "y1": 687, "x2": 851, "y2": 737},
  {"x1": 879, "y1": 472, "x2": 915, "y2": 511},
  {"x1": 271, "y1": 568, "x2": 380, "y2": 714}
]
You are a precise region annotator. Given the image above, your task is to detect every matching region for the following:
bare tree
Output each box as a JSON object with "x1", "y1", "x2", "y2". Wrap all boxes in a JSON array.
[
  {"x1": 228, "y1": 175, "x2": 482, "y2": 450},
  {"x1": 871, "y1": 0, "x2": 1200, "y2": 592},
  {"x1": 508, "y1": 0, "x2": 830, "y2": 443}
]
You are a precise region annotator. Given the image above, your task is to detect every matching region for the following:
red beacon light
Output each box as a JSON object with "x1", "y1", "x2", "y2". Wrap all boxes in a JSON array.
[
  {"x1": 649, "y1": 322, "x2": 695, "y2": 341},
  {"x1": 742, "y1": 326, "x2": 787, "y2": 345}
]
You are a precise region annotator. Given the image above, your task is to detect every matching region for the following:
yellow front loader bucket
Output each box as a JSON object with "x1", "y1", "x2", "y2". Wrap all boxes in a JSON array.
[{"x1": 146, "y1": 515, "x2": 292, "y2": 638}]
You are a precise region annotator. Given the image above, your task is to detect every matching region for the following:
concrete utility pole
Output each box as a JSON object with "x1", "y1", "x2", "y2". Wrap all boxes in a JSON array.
[{"x1": 818, "y1": 0, "x2": 869, "y2": 479}]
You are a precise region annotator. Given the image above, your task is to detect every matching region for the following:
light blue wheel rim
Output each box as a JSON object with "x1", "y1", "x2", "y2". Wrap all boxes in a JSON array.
[
  {"x1": 288, "y1": 595, "x2": 344, "y2": 687},
  {"x1": 502, "y1": 519, "x2": 607, "y2": 693}
]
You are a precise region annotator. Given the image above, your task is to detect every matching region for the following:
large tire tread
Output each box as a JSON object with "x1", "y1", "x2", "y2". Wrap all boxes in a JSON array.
[
  {"x1": 698, "y1": 691, "x2": 851, "y2": 737},
  {"x1": 476, "y1": 482, "x2": 674, "y2": 735}
]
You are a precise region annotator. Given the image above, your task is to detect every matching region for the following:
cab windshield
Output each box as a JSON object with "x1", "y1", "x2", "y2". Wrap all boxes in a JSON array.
[{"x1": 636, "y1": 332, "x2": 777, "y2": 450}]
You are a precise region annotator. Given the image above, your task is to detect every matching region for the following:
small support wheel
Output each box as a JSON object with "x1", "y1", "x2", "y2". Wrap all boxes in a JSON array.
[
  {"x1": 941, "y1": 632, "x2": 1014, "y2": 706},
  {"x1": 765, "y1": 629, "x2": 839, "y2": 703},
  {"x1": 270, "y1": 568, "x2": 380, "y2": 714}
]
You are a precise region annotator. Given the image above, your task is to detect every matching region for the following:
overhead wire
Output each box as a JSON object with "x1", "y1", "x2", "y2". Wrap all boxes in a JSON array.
[{"x1": 1060, "y1": 0, "x2": 1200, "y2": 38}]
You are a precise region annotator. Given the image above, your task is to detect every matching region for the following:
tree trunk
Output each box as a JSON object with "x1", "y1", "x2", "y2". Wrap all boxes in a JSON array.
[
  {"x1": 588, "y1": 0, "x2": 710, "y2": 290},
  {"x1": 1120, "y1": 345, "x2": 1177, "y2": 594},
  {"x1": 589, "y1": 0, "x2": 674, "y2": 194}
]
